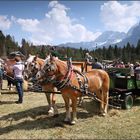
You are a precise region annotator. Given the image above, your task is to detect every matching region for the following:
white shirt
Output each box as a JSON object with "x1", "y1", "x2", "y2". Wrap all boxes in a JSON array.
[{"x1": 13, "y1": 62, "x2": 25, "y2": 79}]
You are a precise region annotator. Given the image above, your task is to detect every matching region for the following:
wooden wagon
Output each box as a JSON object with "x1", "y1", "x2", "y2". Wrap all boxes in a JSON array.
[{"x1": 106, "y1": 67, "x2": 140, "y2": 109}]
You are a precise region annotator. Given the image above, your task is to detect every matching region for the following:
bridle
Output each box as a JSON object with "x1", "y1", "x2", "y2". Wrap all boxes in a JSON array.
[
  {"x1": 24, "y1": 58, "x2": 43, "y2": 81},
  {"x1": 38, "y1": 58, "x2": 89, "y2": 95},
  {"x1": 38, "y1": 58, "x2": 73, "y2": 90}
]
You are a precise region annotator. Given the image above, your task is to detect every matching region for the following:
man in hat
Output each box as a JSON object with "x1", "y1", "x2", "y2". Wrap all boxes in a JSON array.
[{"x1": 13, "y1": 54, "x2": 25, "y2": 104}]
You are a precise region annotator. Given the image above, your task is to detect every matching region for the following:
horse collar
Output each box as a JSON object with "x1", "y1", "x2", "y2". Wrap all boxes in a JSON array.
[{"x1": 54, "y1": 62, "x2": 73, "y2": 90}]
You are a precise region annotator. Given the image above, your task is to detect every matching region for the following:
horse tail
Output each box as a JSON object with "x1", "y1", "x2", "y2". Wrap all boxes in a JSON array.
[{"x1": 99, "y1": 70, "x2": 110, "y2": 114}]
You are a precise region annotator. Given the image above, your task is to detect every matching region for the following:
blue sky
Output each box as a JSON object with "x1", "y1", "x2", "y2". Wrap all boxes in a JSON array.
[{"x1": 0, "y1": 0, "x2": 140, "y2": 46}]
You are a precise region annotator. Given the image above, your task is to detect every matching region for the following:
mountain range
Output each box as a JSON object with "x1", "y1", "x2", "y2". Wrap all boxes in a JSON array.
[{"x1": 59, "y1": 22, "x2": 140, "y2": 50}]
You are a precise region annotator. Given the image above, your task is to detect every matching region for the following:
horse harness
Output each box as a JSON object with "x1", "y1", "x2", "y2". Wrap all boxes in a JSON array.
[{"x1": 40, "y1": 58, "x2": 97, "y2": 100}]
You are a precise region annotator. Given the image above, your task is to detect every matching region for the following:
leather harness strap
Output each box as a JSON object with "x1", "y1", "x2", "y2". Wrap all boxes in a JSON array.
[{"x1": 39, "y1": 58, "x2": 96, "y2": 97}]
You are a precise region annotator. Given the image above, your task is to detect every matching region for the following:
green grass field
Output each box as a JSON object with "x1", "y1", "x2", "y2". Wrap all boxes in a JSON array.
[{"x1": 0, "y1": 80, "x2": 140, "y2": 139}]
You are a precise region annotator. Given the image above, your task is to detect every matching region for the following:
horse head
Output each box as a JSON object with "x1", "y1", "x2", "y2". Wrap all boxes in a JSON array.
[
  {"x1": 24, "y1": 54, "x2": 45, "y2": 81},
  {"x1": 36, "y1": 56, "x2": 57, "y2": 83},
  {"x1": 3, "y1": 58, "x2": 16, "y2": 77},
  {"x1": 36, "y1": 56, "x2": 73, "y2": 86}
]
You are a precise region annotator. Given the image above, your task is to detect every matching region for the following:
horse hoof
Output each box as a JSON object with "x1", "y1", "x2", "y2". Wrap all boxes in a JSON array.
[
  {"x1": 98, "y1": 112, "x2": 106, "y2": 117},
  {"x1": 71, "y1": 120, "x2": 76, "y2": 125},
  {"x1": 48, "y1": 109, "x2": 54, "y2": 117},
  {"x1": 102, "y1": 113, "x2": 106, "y2": 117},
  {"x1": 99, "y1": 113, "x2": 106, "y2": 117}
]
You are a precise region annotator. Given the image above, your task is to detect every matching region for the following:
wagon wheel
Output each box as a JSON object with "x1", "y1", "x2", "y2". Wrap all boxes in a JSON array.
[{"x1": 122, "y1": 94, "x2": 133, "y2": 109}]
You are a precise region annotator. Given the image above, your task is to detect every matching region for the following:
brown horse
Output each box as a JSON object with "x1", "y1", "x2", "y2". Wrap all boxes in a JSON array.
[
  {"x1": 4, "y1": 58, "x2": 16, "y2": 77},
  {"x1": 3, "y1": 58, "x2": 28, "y2": 91},
  {"x1": 3, "y1": 58, "x2": 17, "y2": 90},
  {"x1": 36, "y1": 56, "x2": 110, "y2": 124},
  {"x1": 25, "y1": 54, "x2": 59, "y2": 116}
]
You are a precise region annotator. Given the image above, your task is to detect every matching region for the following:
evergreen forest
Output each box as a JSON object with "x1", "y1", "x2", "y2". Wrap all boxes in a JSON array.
[{"x1": 0, "y1": 30, "x2": 140, "y2": 63}]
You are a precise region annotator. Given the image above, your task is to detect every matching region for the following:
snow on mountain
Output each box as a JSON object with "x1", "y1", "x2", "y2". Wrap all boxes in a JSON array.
[
  {"x1": 59, "y1": 31, "x2": 126, "y2": 50},
  {"x1": 58, "y1": 21, "x2": 140, "y2": 50},
  {"x1": 118, "y1": 22, "x2": 140, "y2": 47}
]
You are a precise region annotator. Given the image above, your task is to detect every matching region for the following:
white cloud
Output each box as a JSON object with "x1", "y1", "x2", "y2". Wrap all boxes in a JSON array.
[
  {"x1": 71, "y1": 24, "x2": 101, "y2": 42},
  {"x1": 16, "y1": 18, "x2": 40, "y2": 32},
  {"x1": 100, "y1": 1, "x2": 140, "y2": 33},
  {"x1": 16, "y1": 1, "x2": 101, "y2": 45},
  {"x1": 11, "y1": 16, "x2": 16, "y2": 22},
  {"x1": 0, "y1": 15, "x2": 11, "y2": 30}
]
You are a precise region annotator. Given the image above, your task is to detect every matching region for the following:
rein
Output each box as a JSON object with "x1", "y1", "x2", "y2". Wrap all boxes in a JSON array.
[{"x1": 39, "y1": 58, "x2": 73, "y2": 89}]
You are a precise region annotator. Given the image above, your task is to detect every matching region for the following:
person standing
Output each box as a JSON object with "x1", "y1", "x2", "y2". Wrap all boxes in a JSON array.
[
  {"x1": 84, "y1": 52, "x2": 93, "y2": 72},
  {"x1": 13, "y1": 55, "x2": 25, "y2": 104},
  {"x1": 85, "y1": 52, "x2": 93, "y2": 65},
  {"x1": 92, "y1": 57, "x2": 103, "y2": 69}
]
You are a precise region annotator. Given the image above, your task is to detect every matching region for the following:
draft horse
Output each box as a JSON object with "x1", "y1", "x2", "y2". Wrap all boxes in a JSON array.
[
  {"x1": 36, "y1": 56, "x2": 110, "y2": 124},
  {"x1": 3, "y1": 58, "x2": 28, "y2": 91},
  {"x1": 24, "y1": 54, "x2": 59, "y2": 116},
  {"x1": 3, "y1": 58, "x2": 18, "y2": 90}
]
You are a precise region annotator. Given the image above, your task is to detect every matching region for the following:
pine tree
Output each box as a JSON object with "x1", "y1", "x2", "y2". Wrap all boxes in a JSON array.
[{"x1": 0, "y1": 30, "x2": 5, "y2": 56}]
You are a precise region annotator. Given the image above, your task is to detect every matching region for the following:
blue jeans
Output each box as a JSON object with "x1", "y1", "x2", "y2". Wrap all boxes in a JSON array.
[{"x1": 15, "y1": 78, "x2": 23, "y2": 102}]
